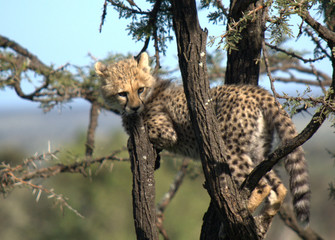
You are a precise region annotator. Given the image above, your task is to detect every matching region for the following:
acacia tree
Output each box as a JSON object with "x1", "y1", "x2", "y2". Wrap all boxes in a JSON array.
[
  {"x1": 105, "y1": 0, "x2": 334, "y2": 238},
  {"x1": 1, "y1": 0, "x2": 335, "y2": 239}
]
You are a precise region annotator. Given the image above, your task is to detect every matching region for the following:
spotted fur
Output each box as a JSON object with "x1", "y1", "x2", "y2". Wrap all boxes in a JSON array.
[{"x1": 95, "y1": 52, "x2": 310, "y2": 225}]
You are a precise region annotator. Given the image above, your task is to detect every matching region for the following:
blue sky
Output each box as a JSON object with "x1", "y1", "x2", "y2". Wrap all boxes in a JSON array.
[
  {"x1": 1, "y1": 0, "x2": 139, "y2": 65},
  {"x1": 0, "y1": 0, "x2": 332, "y2": 111},
  {"x1": 0, "y1": 0, "x2": 141, "y2": 110}
]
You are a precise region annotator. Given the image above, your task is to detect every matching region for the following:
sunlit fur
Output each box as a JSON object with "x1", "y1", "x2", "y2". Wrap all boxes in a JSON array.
[
  {"x1": 95, "y1": 52, "x2": 311, "y2": 226},
  {"x1": 95, "y1": 53, "x2": 154, "y2": 115}
]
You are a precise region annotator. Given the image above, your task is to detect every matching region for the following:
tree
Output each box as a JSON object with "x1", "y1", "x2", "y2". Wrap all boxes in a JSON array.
[{"x1": 1, "y1": 0, "x2": 335, "y2": 239}]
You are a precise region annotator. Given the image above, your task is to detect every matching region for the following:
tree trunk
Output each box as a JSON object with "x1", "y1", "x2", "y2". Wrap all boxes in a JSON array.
[
  {"x1": 170, "y1": 0, "x2": 261, "y2": 238},
  {"x1": 200, "y1": 201, "x2": 222, "y2": 239},
  {"x1": 126, "y1": 115, "x2": 158, "y2": 240},
  {"x1": 225, "y1": 0, "x2": 266, "y2": 85}
]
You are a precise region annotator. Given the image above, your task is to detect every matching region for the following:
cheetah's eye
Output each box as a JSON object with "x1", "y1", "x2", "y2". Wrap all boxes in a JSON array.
[
  {"x1": 118, "y1": 92, "x2": 127, "y2": 97},
  {"x1": 138, "y1": 87, "x2": 145, "y2": 95}
]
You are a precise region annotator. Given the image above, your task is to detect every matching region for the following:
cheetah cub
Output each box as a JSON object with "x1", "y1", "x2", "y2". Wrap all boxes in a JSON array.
[{"x1": 95, "y1": 52, "x2": 311, "y2": 225}]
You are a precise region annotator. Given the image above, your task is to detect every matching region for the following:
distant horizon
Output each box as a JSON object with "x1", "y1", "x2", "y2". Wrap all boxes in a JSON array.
[
  {"x1": 0, "y1": 103, "x2": 122, "y2": 154},
  {"x1": 1, "y1": 104, "x2": 333, "y2": 153}
]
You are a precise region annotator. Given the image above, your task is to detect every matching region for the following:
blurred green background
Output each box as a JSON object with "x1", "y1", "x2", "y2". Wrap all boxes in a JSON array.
[{"x1": 0, "y1": 108, "x2": 334, "y2": 240}]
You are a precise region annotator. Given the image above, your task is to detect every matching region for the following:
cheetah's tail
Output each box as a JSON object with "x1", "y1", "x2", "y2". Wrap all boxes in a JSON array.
[{"x1": 272, "y1": 109, "x2": 311, "y2": 226}]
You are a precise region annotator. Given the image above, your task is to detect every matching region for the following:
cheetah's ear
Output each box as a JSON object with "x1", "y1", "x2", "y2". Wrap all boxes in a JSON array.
[
  {"x1": 137, "y1": 52, "x2": 151, "y2": 73},
  {"x1": 94, "y1": 62, "x2": 107, "y2": 77}
]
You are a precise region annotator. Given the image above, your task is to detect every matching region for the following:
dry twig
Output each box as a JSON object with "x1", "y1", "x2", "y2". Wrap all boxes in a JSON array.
[{"x1": 156, "y1": 158, "x2": 191, "y2": 239}]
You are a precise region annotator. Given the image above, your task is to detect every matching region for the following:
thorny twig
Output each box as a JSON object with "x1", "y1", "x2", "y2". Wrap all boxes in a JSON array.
[
  {"x1": 0, "y1": 35, "x2": 89, "y2": 108},
  {"x1": 262, "y1": 44, "x2": 332, "y2": 88},
  {"x1": 215, "y1": 0, "x2": 229, "y2": 17},
  {"x1": 265, "y1": 42, "x2": 327, "y2": 63},
  {"x1": 99, "y1": 0, "x2": 108, "y2": 33},
  {"x1": 208, "y1": 4, "x2": 265, "y2": 47},
  {"x1": 107, "y1": 0, "x2": 148, "y2": 15},
  {"x1": 298, "y1": 6, "x2": 335, "y2": 46},
  {"x1": 262, "y1": 41, "x2": 335, "y2": 115},
  {"x1": 304, "y1": 27, "x2": 332, "y2": 59},
  {"x1": 6, "y1": 170, "x2": 85, "y2": 218},
  {"x1": 101, "y1": 1, "x2": 163, "y2": 73},
  {"x1": 0, "y1": 148, "x2": 128, "y2": 217}
]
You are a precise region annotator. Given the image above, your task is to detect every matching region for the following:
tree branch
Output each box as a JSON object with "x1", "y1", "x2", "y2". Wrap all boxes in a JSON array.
[
  {"x1": 279, "y1": 203, "x2": 324, "y2": 240},
  {"x1": 304, "y1": 27, "x2": 332, "y2": 60},
  {"x1": 0, "y1": 35, "x2": 52, "y2": 75},
  {"x1": 0, "y1": 35, "x2": 105, "y2": 113},
  {"x1": 156, "y1": 158, "x2": 190, "y2": 215},
  {"x1": 85, "y1": 101, "x2": 101, "y2": 157},
  {"x1": 99, "y1": 0, "x2": 108, "y2": 33},
  {"x1": 298, "y1": 7, "x2": 335, "y2": 45},
  {"x1": 107, "y1": 0, "x2": 149, "y2": 15},
  {"x1": 133, "y1": 0, "x2": 162, "y2": 71},
  {"x1": 274, "y1": 76, "x2": 331, "y2": 87},
  {"x1": 126, "y1": 115, "x2": 159, "y2": 240},
  {"x1": 241, "y1": 90, "x2": 334, "y2": 196},
  {"x1": 265, "y1": 42, "x2": 327, "y2": 63},
  {"x1": 268, "y1": 63, "x2": 331, "y2": 82},
  {"x1": 170, "y1": 0, "x2": 262, "y2": 238},
  {"x1": 24, "y1": 151, "x2": 127, "y2": 181},
  {"x1": 225, "y1": 0, "x2": 266, "y2": 85},
  {"x1": 156, "y1": 158, "x2": 190, "y2": 240}
]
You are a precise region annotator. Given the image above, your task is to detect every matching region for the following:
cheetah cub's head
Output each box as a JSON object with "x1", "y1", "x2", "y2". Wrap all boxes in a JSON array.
[{"x1": 95, "y1": 52, "x2": 155, "y2": 115}]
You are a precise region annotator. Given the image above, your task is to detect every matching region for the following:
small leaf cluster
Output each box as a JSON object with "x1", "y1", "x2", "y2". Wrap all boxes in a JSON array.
[
  {"x1": 0, "y1": 49, "x2": 130, "y2": 111},
  {"x1": 200, "y1": 0, "x2": 227, "y2": 25},
  {"x1": 206, "y1": 2, "x2": 264, "y2": 52},
  {"x1": 267, "y1": 1, "x2": 295, "y2": 45},
  {"x1": 110, "y1": 0, "x2": 173, "y2": 54},
  {"x1": 281, "y1": 86, "x2": 314, "y2": 116}
]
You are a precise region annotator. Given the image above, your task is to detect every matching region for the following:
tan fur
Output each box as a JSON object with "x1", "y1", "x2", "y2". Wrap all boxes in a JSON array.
[
  {"x1": 248, "y1": 184, "x2": 272, "y2": 213},
  {"x1": 95, "y1": 52, "x2": 311, "y2": 225}
]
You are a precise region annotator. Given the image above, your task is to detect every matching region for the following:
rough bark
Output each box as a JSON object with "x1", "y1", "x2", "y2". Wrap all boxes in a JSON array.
[
  {"x1": 200, "y1": 201, "x2": 222, "y2": 239},
  {"x1": 225, "y1": 0, "x2": 266, "y2": 85},
  {"x1": 126, "y1": 115, "x2": 158, "y2": 240},
  {"x1": 170, "y1": 0, "x2": 261, "y2": 238}
]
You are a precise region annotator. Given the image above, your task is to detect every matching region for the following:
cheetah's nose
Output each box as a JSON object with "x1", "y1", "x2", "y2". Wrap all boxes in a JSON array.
[{"x1": 131, "y1": 106, "x2": 140, "y2": 112}]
